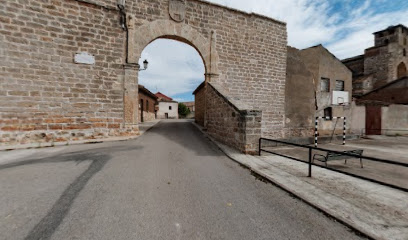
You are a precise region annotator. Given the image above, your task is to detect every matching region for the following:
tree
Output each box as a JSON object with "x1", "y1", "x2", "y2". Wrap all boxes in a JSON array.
[{"x1": 178, "y1": 103, "x2": 191, "y2": 118}]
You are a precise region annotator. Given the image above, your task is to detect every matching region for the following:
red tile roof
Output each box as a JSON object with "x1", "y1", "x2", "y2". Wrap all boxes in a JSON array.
[{"x1": 155, "y1": 92, "x2": 173, "y2": 101}]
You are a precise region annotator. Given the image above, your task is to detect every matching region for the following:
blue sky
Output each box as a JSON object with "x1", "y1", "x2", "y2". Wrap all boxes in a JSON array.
[{"x1": 139, "y1": 0, "x2": 408, "y2": 102}]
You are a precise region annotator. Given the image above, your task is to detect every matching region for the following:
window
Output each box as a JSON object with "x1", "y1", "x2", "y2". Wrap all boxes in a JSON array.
[
  {"x1": 146, "y1": 100, "x2": 149, "y2": 111},
  {"x1": 335, "y1": 80, "x2": 345, "y2": 91},
  {"x1": 324, "y1": 107, "x2": 332, "y2": 120},
  {"x1": 403, "y1": 49, "x2": 406, "y2": 57},
  {"x1": 169, "y1": 106, "x2": 172, "y2": 110},
  {"x1": 320, "y1": 78, "x2": 330, "y2": 92}
]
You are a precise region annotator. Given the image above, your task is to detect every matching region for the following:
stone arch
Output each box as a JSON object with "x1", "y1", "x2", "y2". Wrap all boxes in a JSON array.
[
  {"x1": 128, "y1": 19, "x2": 219, "y2": 75},
  {"x1": 397, "y1": 62, "x2": 407, "y2": 78}
]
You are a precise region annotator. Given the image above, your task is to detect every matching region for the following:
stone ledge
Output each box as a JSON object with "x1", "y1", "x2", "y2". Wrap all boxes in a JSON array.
[{"x1": 208, "y1": 82, "x2": 262, "y2": 116}]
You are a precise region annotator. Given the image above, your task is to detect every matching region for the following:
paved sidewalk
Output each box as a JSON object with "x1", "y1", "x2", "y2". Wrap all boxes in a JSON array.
[{"x1": 192, "y1": 123, "x2": 408, "y2": 240}]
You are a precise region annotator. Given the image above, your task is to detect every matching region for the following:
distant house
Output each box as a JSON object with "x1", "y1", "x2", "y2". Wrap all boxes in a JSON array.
[
  {"x1": 138, "y1": 85, "x2": 158, "y2": 123},
  {"x1": 155, "y1": 92, "x2": 179, "y2": 119},
  {"x1": 285, "y1": 45, "x2": 353, "y2": 136},
  {"x1": 182, "y1": 101, "x2": 195, "y2": 112}
]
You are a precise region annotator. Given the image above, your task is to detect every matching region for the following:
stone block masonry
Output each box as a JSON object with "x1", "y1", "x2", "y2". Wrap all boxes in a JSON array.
[
  {"x1": 0, "y1": 0, "x2": 138, "y2": 147},
  {"x1": 206, "y1": 83, "x2": 262, "y2": 154},
  {"x1": 0, "y1": 0, "x2": 287, "y2": 151}
]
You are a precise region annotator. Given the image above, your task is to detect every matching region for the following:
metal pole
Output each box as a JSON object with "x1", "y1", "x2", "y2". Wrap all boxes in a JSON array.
[
  {"x1": 315, "y1": 117, "x2": 318, "y2": 147},
  {"x1": 343, "y1": 117, "x2": 346, "y2": 145},
  {"x1": 308, "y1": 148, "x2": 312, "y2": 177},
  {"x1": 259, "y1": 138, "x2": 261, "y2": 156}
]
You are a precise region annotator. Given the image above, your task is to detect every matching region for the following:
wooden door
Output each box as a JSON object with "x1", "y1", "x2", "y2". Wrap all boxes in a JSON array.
[{"x1": 366, "y1": 106, "x2": 382, "y2": 135}]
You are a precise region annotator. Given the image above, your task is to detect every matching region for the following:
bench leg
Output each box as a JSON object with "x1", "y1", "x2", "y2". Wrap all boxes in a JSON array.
[
  {"x1": 325, "y1": 161, "x2": 328, "y2": 167},
  {"x1": 360, "y1": 158, "x2": 363, "y2": 168},
  {"x1": 344, "y1": 159, "x2": 347, "y2": 165}
]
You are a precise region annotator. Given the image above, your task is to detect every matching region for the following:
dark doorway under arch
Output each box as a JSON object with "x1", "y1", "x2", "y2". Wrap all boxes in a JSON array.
[{"x1": 397, "y1": 62, "x2": 407, "y2": 79}]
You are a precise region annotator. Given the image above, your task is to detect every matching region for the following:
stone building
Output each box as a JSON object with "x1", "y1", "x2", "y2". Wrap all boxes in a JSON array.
[
  {"x1": 0, "y1": 0, "x2": 287, "y2": 153},
  {"x1": 155, "y1": 92, "x2": 179, "y2": 119},
  {"x1": 343, "y1": 24, "x2": 408, "y2": 96},
  {"x1": 138, "y1": 85, "x2": 158, "y2": 123},
  {"x1": 193, "y1": 82, "x2": 205, "y2": 126},
  {"x1": 182, "y1": 101, "x2": 195, "y2": 112},
  {"x1": 181, "y1": 101, "x2": 195, "y2": 119},
  {"x1": 285, "y1": 45, "x2": 353, "y2": 136},
  {"x1": 351, "y1": 77, "x2": 408, "y2": 136}
]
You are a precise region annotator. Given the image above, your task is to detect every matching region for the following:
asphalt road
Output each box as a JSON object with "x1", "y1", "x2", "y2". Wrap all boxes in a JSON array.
[{"x1": 0, "y1": 120, "x2": 363, "y2": 240}]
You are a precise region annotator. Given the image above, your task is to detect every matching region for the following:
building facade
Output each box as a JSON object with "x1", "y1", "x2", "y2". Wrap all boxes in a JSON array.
[
  {"x1": 343, "y1": 24, "x2": 408, "y2": 96},
  {"x1": 351, "y1": 77, "x2": 408, "y2": 136},
  {"x1": 155, "y1": 92, "x2": 178, "y2": 119},
  {"x1": 182, "y1": 102, "x2": 195, "y2": 112},
  {"x1": 138, "y1": 85, "x2": 158, "y2": 123},
  {"x1": 0, "y1": 0, "x2": 288, "y2": 153},
  {"x1": 193, "y1": 82, "x2": 205, "y2": 126},
  {"x1": 285, "y1": 45, "x2": 353, "y2": 136}
]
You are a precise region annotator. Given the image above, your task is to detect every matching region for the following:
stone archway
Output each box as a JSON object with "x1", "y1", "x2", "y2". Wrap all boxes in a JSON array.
[
  {"x1": 124, "y1": 19, "x2": 220, "y2": 128},
  {"x1": 127, "y1": 19, "x2": 219, "y2": 76},
  {"x1": 397, "y1": 62, "x2": 407, "y2": 79}
]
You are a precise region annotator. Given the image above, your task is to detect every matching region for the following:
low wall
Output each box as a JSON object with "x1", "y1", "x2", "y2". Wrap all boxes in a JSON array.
[
  {"x1": 382, "y1": 105, "x2": 408, "y2": 135},
  {"x1": 140, "y1": 111, "x2": 156, "y2": 123},
  {"x1": 350, "y1": 101, "x2": 365, "y2": 135},
  {"x1": 206, "y1": 83, "x2": 262, "y2": 154}
]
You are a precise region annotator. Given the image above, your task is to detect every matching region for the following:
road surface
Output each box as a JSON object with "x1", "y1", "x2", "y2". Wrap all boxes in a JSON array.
[{"x1": 0, "y1": 120, "x2": 363, "y2": 240}]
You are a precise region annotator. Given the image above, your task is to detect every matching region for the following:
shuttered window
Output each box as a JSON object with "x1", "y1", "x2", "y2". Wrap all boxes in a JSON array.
[
  {"x1": 320, "y1": 78, "x2": 330, "y2": 92},
  {"x1": 335, "y1": 80, "x2": 345, "y2": 91}
]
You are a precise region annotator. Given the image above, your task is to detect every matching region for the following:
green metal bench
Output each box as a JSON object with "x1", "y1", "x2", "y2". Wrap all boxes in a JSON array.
[{"x1": 313, "y1": 149, "x2": 364, "y2": 168}]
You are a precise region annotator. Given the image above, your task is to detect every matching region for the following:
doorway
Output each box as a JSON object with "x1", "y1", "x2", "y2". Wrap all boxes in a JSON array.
[{"x1": 366, "y1": 106, "x2": 382, "y2": 135}]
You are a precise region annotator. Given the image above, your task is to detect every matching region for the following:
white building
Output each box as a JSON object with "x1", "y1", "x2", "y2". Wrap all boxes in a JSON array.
[{"x1": 155, "y1": 92, "x2": 179, "y2": 119}]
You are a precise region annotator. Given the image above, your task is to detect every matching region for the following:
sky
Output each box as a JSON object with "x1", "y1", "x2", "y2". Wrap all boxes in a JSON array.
[{"x1": 139, "y1": 0, "x2": 408, "y2": 102}]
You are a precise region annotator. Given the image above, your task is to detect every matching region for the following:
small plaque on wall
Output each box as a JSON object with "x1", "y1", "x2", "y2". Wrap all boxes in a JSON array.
[{"x1": 74, "y1": 52, "x2": 95, "y2": 65}]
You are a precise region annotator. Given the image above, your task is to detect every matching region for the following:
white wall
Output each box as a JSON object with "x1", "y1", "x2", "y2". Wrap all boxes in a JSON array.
[
  {"x1": 382, "y1": 105, "x2": 408, "y2": 135},
  {"x1": 157, "y1": 102, "x2": 179, "y2": 119},
  {"x1": 350, "y1": 101, "x2": 366, "y2": 135}
]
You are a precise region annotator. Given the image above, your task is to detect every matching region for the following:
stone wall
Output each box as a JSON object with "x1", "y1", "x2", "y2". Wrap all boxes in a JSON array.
[
  {"x1": 382, "y1": 105, "x2": 408, "y2": 135},
  {"x1": 364, "y1": 46, "x2": 390, "y2": 88},
  {"x1": 140, "y1": 111, "x2": 156, "y2": 123},
  {"x1": 206, "y1": 83, "x2": 262, "y2": 154},
  {"x1": 284, "y1": 47, "x2": 315, "y2": 137},
  {"x1": 126, "y1": 0, "x2": 287, "y2": 139},
  {"x1": 138, "y1": 88, "x2": 157, "y2": 123},
  {"x1": 0, "y1": 0, "x2": 287, "y2": 150},
  {"x1": 0, "y1": 0, "x2": 139, "y2": 148}
]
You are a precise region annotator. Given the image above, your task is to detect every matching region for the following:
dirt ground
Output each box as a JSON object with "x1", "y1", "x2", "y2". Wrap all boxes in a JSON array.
[{"x1": 261, "y1": 136, "x2": 408, "y2": 190}]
